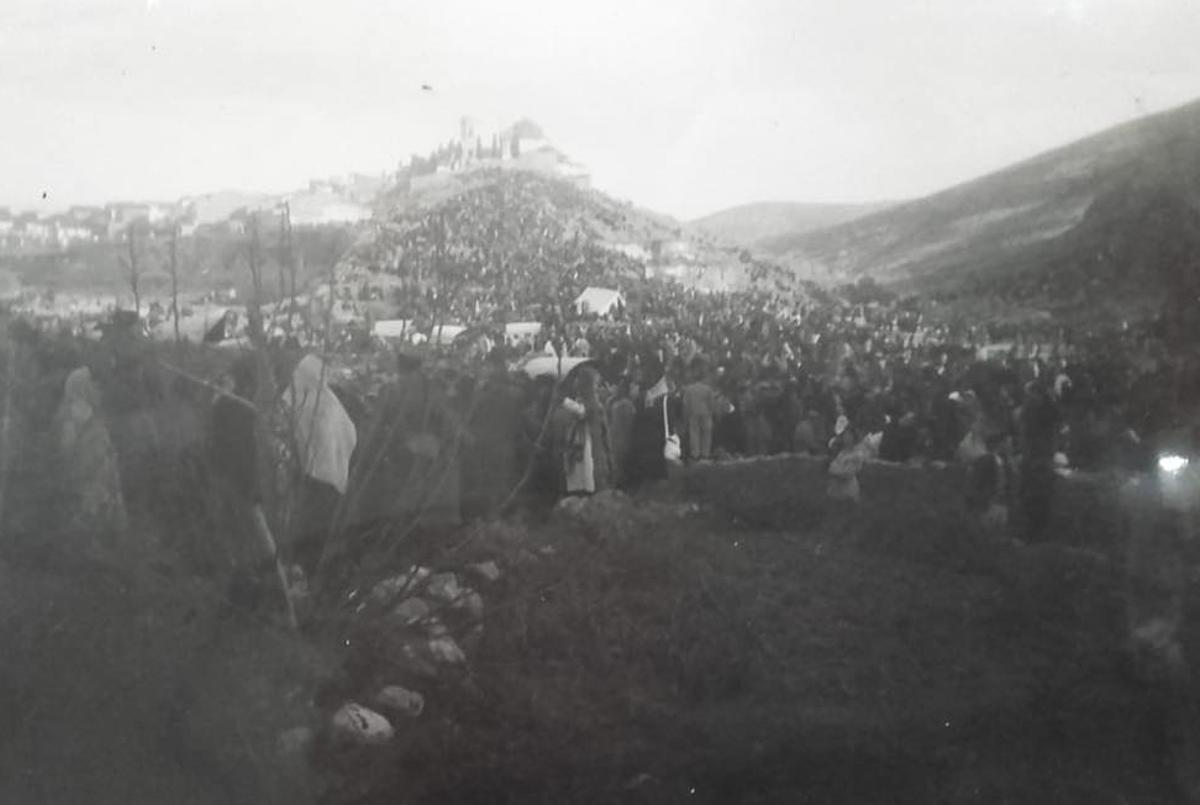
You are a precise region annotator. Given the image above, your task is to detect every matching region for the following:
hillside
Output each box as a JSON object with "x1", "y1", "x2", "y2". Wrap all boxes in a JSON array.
[
  {"x1": 691, "y1": 201, "x2": 891, "y2": 248},
  {"x1": 338, "y1": 168, "x2": 810, "y2": 324},
  {"x1": 773, "y1": 97, "x2": 1200, "y2": 316}
]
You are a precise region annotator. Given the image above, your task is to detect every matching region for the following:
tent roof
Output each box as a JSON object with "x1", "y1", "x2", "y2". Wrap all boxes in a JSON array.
[
  {"x1": 573, "y1": 286, "x2": 624, "y2": 310},
  {"x1": 372, "y1": 319, "x2": 413, "y2": 338},
  {"x1": 520, "y1": 355, "x2": 595, "y2": 379}
]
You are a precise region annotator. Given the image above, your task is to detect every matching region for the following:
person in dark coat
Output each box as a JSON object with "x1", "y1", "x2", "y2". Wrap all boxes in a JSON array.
[
  {"x1": 608, "y1": 380, "x2": 638, "y2": 490},
  {"x1": 521, "y1": 375, "x2": 560, "y2": 510},
  {"x1": 1017, "y1": 381, "x2": 1062, "y2": 542},
  {"x1": 208, "y1": 358, "x2": 267, "y2": 578},
  {"x1": 461, "y1": 360, "x2": 524, "y2": 519},
  {"x1": 627, "y1": 378, "x2": 679, "y2": 491},
  {"x1": 879, "y1": 410, "x2": 919, "y2": 464}
]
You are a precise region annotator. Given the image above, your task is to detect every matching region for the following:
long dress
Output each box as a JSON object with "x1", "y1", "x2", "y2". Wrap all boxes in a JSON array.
[
  {"x1": 279, "y1": 355, "x2": 358, "y2": 574},
  {"x1": 627, "y1": 394, "x2": 679, "y2": 490},
  {"x1": 57, "y1": 367, "x2": 128, "y2": 551},
  {"x1": 462, "y1": 374, "x2": 524, "y2": 519},
  {"x1": 608, "y1": 398, "x2": 636, "y2": 489},
  {"x1": 563, "y1": 417, "x2": 595, "y2": 494}
]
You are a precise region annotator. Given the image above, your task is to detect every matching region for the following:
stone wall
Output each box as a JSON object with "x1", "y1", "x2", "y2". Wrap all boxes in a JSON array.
[{"x1": 682, "y1": 456, "x2": 1130, "y2": 554}]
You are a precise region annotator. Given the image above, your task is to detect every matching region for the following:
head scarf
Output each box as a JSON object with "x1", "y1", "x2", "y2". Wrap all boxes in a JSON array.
[{"x1": 282, "y1": 354, "x2": 357, "y2": 494}]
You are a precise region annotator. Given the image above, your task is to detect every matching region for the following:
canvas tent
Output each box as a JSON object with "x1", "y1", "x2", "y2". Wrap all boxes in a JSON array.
[
  {"x1": 431, "y1": 323, "x2": 467, "y2": 346},
  {"x1": 573, "y1": 287, "x2": 625, "y2": 318},
  {"x1": 976, "y1": 342, "x2": 1015, "y2": 362},
  {"x1": 203, "y1": 310, "x2": 240, "y2": 344},
  {"x1": 520, "y1": 355, "x2": 595, "y2": 379},
  {"x1": 504, "y1": 321, "x2": 542, "y2": 344},
  {"x1": 372, "y1": 319, "x2": 413, "y2": 340}
]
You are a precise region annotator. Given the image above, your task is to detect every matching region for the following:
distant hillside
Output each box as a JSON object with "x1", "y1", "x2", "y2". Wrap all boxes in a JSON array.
[
  {"x1": 772, "y1": 98, "x2": 1200, "y2": 321},
  {"x1": 691, "y1": 201, "x2": 891, "y2": 249}
]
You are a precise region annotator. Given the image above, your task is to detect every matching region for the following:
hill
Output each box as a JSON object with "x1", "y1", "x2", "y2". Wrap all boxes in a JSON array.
[
  {"x1": 337, "y1": 168, "x2": 813, "y2": 324},
  {"x1": 690, "y1": 201, "x2": 892, "y2": 248},
  {"x1": 773, "y1": 97, "x2": 1200, "y2": 319}
]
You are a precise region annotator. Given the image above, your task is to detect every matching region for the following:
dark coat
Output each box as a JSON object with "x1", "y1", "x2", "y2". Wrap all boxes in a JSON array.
[{"x1": 210, "y1": 395, "x2": 259, "y2": 503}]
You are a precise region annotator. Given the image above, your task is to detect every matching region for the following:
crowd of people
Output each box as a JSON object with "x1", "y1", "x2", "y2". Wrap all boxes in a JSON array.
[{"x1": 313, "y1": 260, "x2": 1197, "y2": 551}]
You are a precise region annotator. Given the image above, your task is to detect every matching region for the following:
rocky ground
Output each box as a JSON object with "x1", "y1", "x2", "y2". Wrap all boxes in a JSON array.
[{"x1": 0, "y1": 464, "x2": 1192, "y2": 804}]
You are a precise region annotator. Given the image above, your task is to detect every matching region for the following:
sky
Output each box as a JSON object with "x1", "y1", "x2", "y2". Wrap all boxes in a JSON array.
[{"x1": 2, "y1": 0, "x2": 1200, "y2": 220}]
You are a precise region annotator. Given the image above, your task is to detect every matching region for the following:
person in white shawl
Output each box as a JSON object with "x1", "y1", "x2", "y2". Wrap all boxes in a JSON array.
[
  {"x1": 282, "y1": 354, "x2": 357, "y2": 495},
  {"x1": 56, "y1": 366, "x2": 128, "y2": 550},
  {"x1": 279, "y1": 354, "x2": 358, "y2": 584}
]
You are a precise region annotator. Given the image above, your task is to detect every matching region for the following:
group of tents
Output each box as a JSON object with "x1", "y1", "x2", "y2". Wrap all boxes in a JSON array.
[{"x1": 139, "y1": 286, "x2": 627, "y2": 353}]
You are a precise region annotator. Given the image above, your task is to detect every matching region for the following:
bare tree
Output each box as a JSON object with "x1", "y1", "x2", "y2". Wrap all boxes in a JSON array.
[
  {"x1": 246, "y1": 213, "x2": 266, "y2": 345},
  {"x1": 122, "y1": 224, "x2": 142, "y2": 317},
  {"x1": 277, "y1": 202, "x2": 298, "y2": 337},
  {"x1": 168, "y1": 223, "x2": 181, "y2": 343}
]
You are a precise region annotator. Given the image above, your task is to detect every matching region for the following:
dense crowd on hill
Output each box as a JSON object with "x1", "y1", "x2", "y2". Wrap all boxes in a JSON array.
[{"x1": 355, "y1": 170, "x2": 648, "y2": 327}]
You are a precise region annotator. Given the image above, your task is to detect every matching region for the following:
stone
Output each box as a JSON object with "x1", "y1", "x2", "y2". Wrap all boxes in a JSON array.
[
  {"x1": 426, "y1": 572, "x2": 463, "y2": 603},
  {"x1": 555, "y1": 496, "x2": 587, "y2": 516},
  {"x1": 453, "y1": 591, "x2": 485, "y2": 621},
  {"x1": 331, "y1": 702, "x2": 394, "y2": 745},
  {"x1": 373, "y1": 685, "x2": 425, "y2": 718},
  {"x1": 391, "y1": 596, "x2": 432, "y2": 625},
  {"x1": 428, "y1": 635, "x2": 466, "y2": 665},
  {"x1": 396, "y1": 639, "x2": 439, "y2": 679},
  {"x1": 468, "y1": 560, "x2": 502, "y2": 583},
  {"x1": 370, "y1": 566, "x2": 433, "y2": 603}
]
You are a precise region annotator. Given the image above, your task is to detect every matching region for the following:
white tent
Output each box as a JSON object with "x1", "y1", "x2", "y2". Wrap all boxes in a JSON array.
[
  {"x1": 149, "y1": 306, "x2": 234, "y2": 343},
  {"x1": 504, "y1": 321, "x2": 542, "y2": 344},
  {"x1": 520, "y1": 355, "x2": 595, "y2": 379},
  {"x1": 573, "y1": 287, "x2": 625, "y2": 318},
  {"x1": 976, "y1": 342, "x2": 1015, "y2": 362},
  {"x1": 431, "y1": 323, "x2": 467, "y2": 346},
  {"x1": 372, "y1": 319, "x2": 413, "y2": 340}
]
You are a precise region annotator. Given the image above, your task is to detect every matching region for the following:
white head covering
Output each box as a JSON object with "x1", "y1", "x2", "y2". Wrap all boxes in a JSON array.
[{"x1": 282, "y1": 354, "x2": 357, "y2": 494}]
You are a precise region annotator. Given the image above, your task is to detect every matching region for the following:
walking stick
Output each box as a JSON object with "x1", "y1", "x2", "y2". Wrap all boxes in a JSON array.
[{"x1": 251, "y1": 503, "x2": 300, "y2": 631}]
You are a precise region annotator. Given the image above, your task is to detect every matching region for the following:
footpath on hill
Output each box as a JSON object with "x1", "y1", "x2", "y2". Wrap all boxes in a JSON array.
[{"x1": 0, "y1": 457, "x2": 1190, "y2": 804}]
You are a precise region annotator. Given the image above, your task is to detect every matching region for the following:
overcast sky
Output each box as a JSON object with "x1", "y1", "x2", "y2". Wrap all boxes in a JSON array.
[{"x1": 3, "y1": 0, "x2": 1199, "y2": 219}]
